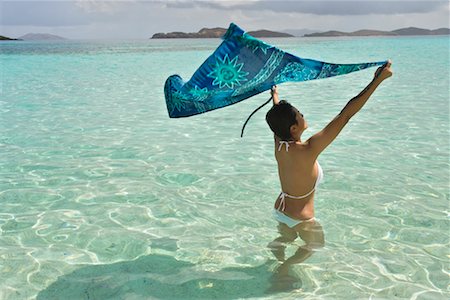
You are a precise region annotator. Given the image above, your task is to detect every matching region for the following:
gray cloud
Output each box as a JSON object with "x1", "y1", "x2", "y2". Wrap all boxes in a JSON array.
[
  {"x1": 165, "y1": 0, "x2": 447, "y2": 16},
  {"x1": 1, "y1": 1, "x2": 94, "y2": 26}
]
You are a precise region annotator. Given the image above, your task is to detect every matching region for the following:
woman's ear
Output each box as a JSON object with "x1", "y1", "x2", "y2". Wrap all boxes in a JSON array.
[{"x1": 289, "y1": 124, "x2": 298, "y2": 138}]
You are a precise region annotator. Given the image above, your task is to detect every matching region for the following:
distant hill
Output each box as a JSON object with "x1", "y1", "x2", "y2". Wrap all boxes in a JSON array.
[
  {"x1": 151, "y1": 27, "x2": 293, "y2": 39},
  {"x1": 431, "y1": 28, "x2": 450, "y2": 35},
  {"x1": 246, "y1": 30, "x2": 293, "y2": 38},
  {"x1": 0, "y1": 35, "x2": 20, "y2": 41},
  {"x1": 283, "y1": 28, "x2": 318, "y2": 37},
  {"x1": 391, "y1": 27, "x2": 450, "y2": 35},
  {"x1": 305, "y1": 27, "x2": 450, "y2": 37},
  {"x1": 19, "y1": 33, "x2": 66, "y2": 40},
  {"x1": 152, "y1": 27, "x2": 226, "y2": 39}
]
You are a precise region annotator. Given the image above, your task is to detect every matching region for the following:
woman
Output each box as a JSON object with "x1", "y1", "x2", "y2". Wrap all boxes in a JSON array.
[{"x1": 266, "y1": 61, "x2": 393, "y2": 279}]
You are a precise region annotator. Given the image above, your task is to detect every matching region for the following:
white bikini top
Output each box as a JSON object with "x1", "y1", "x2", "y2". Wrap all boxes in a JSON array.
[{"x1": 276, "y1": 140, "x2": 324, "y2": 211}]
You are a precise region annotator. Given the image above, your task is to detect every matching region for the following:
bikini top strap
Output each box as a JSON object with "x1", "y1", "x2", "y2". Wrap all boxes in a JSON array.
[{"x1": 278, "y1": 141, "x2": 294, "y2": 152}]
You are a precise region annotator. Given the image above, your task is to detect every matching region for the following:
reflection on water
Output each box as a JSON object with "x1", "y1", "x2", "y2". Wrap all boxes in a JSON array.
[{"x1": 268, "y1": 220, "x2": 325, "y2": 293}]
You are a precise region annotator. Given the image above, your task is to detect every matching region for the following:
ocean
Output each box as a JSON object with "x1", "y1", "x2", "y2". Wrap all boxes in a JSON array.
[{"x1": 1, "y1": 36, "x2": 449, "y2": 299}]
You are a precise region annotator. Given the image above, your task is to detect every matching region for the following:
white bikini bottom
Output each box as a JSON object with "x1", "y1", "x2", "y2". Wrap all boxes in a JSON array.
[{"x1": 272, "y1": 209, "x2": 315, "y2": 228}]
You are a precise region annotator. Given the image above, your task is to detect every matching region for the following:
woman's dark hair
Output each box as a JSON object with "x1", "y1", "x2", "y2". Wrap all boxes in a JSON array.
[{"x1": 265, "y1": 100, "x2": 298, "y2": 140}]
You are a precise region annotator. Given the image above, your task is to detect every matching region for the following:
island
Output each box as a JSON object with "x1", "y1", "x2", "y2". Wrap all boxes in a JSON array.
[
  {"x1": 151, "y1": 27, "x2": 293, "y2": 39},
  {"x1": 304, "y1": 27, "x2": 450, "y2": 37},
  {"x1": 0, "y1": 35, "x2": 20, "y2": 41},
  {"x1": 18, "y1": 33, "x2": 66, "y2": 40}
]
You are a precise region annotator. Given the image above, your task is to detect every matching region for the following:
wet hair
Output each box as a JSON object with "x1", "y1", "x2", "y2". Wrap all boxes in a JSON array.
[{"x1": 265, "y1": 100, "x2": 298, "y2": 140}]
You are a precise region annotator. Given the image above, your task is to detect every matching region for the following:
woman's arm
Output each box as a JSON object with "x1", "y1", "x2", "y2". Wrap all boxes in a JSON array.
[
  {"x1": 271, "y1": 85, "x2": 280, "y2": 105},
  {"x1": 307, "y1": 60, "x2": 393, "y2": 157},
  {"x1": 339, "y1": 60, "x2": 392, "y2": 119}
]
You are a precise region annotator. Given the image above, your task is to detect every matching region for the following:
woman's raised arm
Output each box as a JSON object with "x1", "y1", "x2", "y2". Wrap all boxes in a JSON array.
[{"x1": 307, "y1": 60, "x2": 393, "y2": 157}]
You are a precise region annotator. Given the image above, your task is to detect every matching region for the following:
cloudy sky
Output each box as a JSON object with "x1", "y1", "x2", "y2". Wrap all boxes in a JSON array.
[{"x1": 1, "y1": 0, "x2": 449, "y2": 39}]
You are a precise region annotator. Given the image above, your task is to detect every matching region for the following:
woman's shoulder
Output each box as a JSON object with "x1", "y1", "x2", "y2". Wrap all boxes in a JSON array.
[{"x1": 288, "y1": 142, "x2": 317, "y2": 162}]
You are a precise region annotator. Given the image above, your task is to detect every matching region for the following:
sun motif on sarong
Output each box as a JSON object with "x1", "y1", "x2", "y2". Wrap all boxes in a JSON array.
[
  {"x1": 189, "y1": 85, "x2": 209, "y2": 101},
  {"x1": 169, "y1": 91, "x2": 191, "y2": 113},
  {"x1": 207, "y1": 54, "x2": 249, "y2": 89}
]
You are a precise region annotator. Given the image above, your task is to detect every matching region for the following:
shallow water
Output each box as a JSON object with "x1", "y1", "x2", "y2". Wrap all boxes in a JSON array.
[{"x1": 1, "y1": 36, "x2": 449, "y2": 299}]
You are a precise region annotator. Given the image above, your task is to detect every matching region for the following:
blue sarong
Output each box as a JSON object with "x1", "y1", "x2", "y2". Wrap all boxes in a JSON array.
[{"x1": 164, "y1": 23, "x2": 386, "y2": 118}]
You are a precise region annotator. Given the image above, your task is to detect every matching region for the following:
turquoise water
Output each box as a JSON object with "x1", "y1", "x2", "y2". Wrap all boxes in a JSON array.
[{"x1": 1, "y1": 36, "x2": 449, "y2": 299}]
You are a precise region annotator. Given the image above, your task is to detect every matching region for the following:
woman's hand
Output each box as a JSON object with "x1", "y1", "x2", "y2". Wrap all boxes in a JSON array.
[
  {"x1": 271, "y1": 85, "x2": 280, "y2": 105},
  {"x1": 375, "y1": 60, "x2": 393, "y2": 81},
  {"x1": 271, "y1": 85, "x2": 278, "y2": 96}
]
